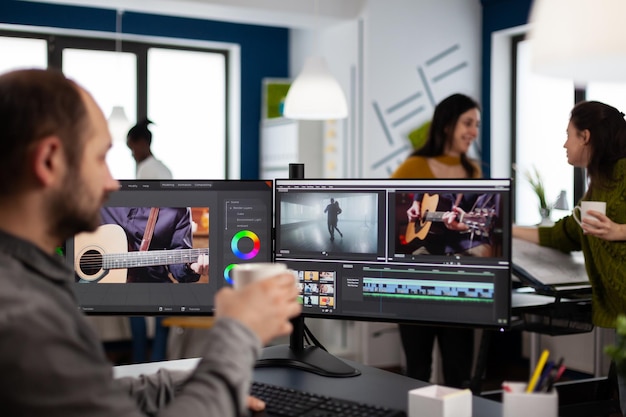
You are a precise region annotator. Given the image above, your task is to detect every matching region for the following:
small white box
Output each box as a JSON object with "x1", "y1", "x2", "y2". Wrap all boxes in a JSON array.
[
  {"x1": 408, "y1": 385, "x2": 472, "y2": 417},
  {"x1": 502, "y1": 382, "x2": 558, "y2": 417}
]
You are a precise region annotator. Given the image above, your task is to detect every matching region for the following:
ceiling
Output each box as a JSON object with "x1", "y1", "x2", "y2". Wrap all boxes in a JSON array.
[{"x1": 21, "y1": 0, "x2": 366, "y2": 29}]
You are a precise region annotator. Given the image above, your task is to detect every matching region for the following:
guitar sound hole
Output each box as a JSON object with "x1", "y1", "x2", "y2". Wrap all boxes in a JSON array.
[{"x1": 79, "y1": 250, "x2": 103, "y2": 276}]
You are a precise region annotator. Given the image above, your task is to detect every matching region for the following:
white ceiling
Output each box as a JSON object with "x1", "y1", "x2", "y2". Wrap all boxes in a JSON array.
[{"x1": 21, "y1": 0, "x2": 366, "y2": 29}]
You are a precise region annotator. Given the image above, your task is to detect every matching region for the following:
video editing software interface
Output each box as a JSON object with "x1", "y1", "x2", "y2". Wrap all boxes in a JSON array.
[
  {"x1": 275, "y1": 178, "x2": 512, "y2": 328},
  {"x1": 67, "y1": 180, "x2": 273, "y2": 314}
]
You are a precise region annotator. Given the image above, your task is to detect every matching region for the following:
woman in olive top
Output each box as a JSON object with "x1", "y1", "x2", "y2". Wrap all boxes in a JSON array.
[
  {"x1": 391, "y1": 93, "x2": 481, "y2": 388},
  {"x1": 513, "y1": 100, "x2": 626, "y2": 413}
]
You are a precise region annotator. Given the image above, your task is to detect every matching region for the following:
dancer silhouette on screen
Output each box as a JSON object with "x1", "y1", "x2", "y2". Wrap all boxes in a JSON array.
[{"x1": 324, "y1": 198, "x2": 343, "y2": 241}]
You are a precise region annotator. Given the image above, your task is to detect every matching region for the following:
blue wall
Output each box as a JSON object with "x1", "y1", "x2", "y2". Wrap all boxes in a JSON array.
[
  {"x1": 481, "y1": 0, "x2": 533, "y2": 177},
  {"x1": 0, "y1": 0, "x2": 289, "y2": 179}
]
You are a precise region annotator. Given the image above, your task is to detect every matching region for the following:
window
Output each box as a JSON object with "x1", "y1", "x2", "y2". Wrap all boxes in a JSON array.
[
  {"x1": 63, "y1": 48, "x2": 137, "y2": 179},
  {"x1": 0, "y1": 29, "x2": 229, "y2": 180},
  {"x1": 0, "y1": 36, "x2": 46, "y2": 73},
  {"x1": 513, "y1": 38, "x2": 574, "y2": 225},
  {"x1": 147, "y1": 48, "x2": 226, "y2": 179}
]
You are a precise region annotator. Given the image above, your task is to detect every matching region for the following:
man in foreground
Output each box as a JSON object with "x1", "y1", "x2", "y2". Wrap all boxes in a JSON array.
[{"x1": 0, "y1": 68, "x2": 301, "y2": 416}]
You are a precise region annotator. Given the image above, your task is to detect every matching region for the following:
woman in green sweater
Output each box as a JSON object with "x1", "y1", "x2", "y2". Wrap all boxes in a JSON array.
[{"x1": 513, "y1": 100, "x2": 626, "y2": 411}]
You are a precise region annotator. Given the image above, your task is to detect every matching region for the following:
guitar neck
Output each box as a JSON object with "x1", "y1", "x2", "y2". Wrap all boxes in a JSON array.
[
  {"x1": 423, "y1": 212, "x2": 447, "y2": 222},
  {"x1": 102, "y1": 248, "x2": 209, "y2": 269}
]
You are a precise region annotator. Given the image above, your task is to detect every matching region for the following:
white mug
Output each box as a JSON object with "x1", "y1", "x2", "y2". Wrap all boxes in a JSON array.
[
  {"x1": 572, "y1": 201, "x2": 606, "y2": 227},
  {"x1": 231, "y1": 262, "x2": 288, "y2": 289}
]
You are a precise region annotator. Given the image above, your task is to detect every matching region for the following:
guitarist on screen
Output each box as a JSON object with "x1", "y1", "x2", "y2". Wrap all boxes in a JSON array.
[
  {"x1": 75, "y1": 206, "x2": 209, "y2": 283},
  {"x1": 404, "y1": 192, "x2": 499, "y2": 257}
]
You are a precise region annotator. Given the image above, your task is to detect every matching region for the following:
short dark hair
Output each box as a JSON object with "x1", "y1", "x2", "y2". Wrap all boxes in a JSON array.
[
  {"x1": 0, "y1": 69, "x2": 89, "y2": 195},
  {"x1": 414, "y1": 93, "x2": 481, "y2": 177},
  {"x1": 127, "y1": 118, "x2": 154, "y2": 145},
  {"x1": 570, "y1": 100, "x2": 626, "y2": 192}
]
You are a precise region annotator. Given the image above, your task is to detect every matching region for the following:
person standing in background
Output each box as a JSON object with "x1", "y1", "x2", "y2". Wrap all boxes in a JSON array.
[
  {"x1": 127, "y1": 118, "x2": 172, "y2": 179},
  {"x1": 514, "y1": 100, "x2": 626, "y2": 413},
  {"x1": 126, "y1": 118, "x2": 173, "y2": 363},
  {"x1": 391, "y1": 93, "x2": 481, "y2": 388}
]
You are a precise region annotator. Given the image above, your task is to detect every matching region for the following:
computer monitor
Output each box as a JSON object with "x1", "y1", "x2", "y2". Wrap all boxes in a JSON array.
[
  {"x1": 65, "y1": 180, "x2": 274, "y2": 315},
  {"x1": 259, "y1": 178, "x2": 512, "y2": 376},
  {"x1": 274, "y1": 178, "x2": 511, "y2": 326}
]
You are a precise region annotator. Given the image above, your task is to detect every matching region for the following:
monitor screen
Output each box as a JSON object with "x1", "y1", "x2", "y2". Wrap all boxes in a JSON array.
[
  {"x1": 65, "y1": 180, "x2": 274, "y2": 315},
  {"x1": 274, "y1": 178, "x2": 512, "y2": 328}
]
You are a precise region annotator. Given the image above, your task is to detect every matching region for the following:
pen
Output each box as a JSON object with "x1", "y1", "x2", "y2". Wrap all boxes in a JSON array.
[
  {"x1": 526, "y1": 349, "x2": 550, "y2": 393},
  {"x1": 535, "y1": 360, "x2": 554, "y2": 392},
  {"x1": 545, "y1": 357, "x2": 564, "y2": 392}
]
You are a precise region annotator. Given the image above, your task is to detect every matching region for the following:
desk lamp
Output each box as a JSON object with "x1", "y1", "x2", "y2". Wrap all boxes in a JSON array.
[{"x1": 552, "y1": 190, "x2": 569, "y2": 211}]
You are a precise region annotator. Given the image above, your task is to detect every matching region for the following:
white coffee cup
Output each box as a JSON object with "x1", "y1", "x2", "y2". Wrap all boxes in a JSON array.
[
  {"x1": 231, "y1": 262, "x2": 288, "y2": 289},
  {"x1": 572, "y1": 201, "x2": 606, "y2": 227}
]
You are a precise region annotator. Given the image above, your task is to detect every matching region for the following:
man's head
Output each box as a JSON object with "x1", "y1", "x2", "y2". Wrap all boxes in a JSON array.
[
  {"x1": 0, "y1": 69, "x2": 119, "y2": 245},
  {"x1": 126, "y1": 118, "x2": 153, "y2": 163},
  {"x1": 0, "y1": 69, "x2": 88, "y2": 194}
]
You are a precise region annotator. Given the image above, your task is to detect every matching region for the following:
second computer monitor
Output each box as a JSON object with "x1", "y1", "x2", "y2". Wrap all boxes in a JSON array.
[
  {"x1": 274, "y1": 178, "x2": 512, "y2": 328},
  {"x1": 66, "y1": 180, "x2": 274, "y2": 315}
]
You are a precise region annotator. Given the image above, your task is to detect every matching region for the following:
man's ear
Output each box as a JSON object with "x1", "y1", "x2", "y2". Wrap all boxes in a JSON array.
[{"x1": 31, "y1": 136, "x2": 65, "y2": 186}]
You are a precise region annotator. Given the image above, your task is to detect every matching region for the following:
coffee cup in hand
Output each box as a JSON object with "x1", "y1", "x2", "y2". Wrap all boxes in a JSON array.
[
  {"x1": 572, "y1": 201, "x2": 606, "y2": 227},
  {"x1": 231, "y1": 262, "x2": 288, "y2": 290}
]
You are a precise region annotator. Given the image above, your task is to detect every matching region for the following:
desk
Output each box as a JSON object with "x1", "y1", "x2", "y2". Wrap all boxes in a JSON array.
[
  {"x1": 114, "y1": 353, "x2": 502, "y2": 416},
  {"x1": 469, "y1": 289, "x2": 593, "y2": 394}
]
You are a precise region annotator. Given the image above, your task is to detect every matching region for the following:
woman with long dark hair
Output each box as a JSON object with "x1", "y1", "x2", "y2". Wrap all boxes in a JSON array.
[
  {"x1": 514, "y1": 100, "x2": 626, "y2": 412},
  {"x1": 392, "y1": 93, "x2": 481, "y2": 388}
]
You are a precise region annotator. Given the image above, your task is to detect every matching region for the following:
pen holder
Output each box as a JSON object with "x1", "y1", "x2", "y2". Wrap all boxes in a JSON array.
[
  {"x1": 502, "y1": 382, "x2": 558, "y2": 417},
  {"x1": 408, "y1": 385, "x2": 472, "y2": 417}
]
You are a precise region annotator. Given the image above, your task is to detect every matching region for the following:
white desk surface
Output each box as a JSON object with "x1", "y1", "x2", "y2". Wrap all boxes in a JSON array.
[{"x1": 114, "y1": 357, "x2": 200, "y2": 379}]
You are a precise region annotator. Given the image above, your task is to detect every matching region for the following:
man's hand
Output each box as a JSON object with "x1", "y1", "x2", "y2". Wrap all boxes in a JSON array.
[
  {"x1": 248, "y1": 395, "x2": 266, "y2": 412},
  {"x1": 214, "y1": 273, "x2": 302, "y2": 345}
]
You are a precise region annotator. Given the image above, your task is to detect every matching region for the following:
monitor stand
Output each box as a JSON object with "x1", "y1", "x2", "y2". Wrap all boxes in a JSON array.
[{"x1": 255, "y1": 316, "x2": 361, "y2": 377}]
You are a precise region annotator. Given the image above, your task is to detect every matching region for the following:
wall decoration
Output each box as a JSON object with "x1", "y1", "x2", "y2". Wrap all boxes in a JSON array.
[
  {"x1": 370, "y1": 44, "x2": 470, "y2": 176},
  {"x1": 262, "y1": 78, "x2": 291, "y2": 119}
]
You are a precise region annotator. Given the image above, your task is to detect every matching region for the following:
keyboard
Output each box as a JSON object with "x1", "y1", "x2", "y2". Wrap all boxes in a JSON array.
[{"x1": 250, "y1": 381, "x2": 407, "y2": 417}]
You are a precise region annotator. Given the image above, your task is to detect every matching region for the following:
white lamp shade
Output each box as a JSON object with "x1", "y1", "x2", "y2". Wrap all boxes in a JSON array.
[
  {"x1": 283, "y1": 56, "x2": 348, "y2": 120},
  {"x1": 529, "y1": 0, "x2": 626, "y2": 84},
  {"x1": 108, "y1": 105, "x2": 131, "y2": 142}
]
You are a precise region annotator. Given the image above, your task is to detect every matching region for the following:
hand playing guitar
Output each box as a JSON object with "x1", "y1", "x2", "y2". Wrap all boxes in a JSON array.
[
  {"x1": 190, "y1": 253, "x2": 209, "y2": 275},
  {"x1": 407, "y1": 200, "x2": 421, "y2": 222},
  {"x1": 442, "y1": 206, "x2": 470, "y2": 232}
]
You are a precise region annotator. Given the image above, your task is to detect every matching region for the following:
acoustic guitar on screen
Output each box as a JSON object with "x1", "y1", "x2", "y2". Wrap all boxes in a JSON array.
[
  {"x1": 74, "y1": 224, "x2": 209, "y2": 283},
  {"x1": 404, "y1": 193, "x2": 495, "y2": 243}
]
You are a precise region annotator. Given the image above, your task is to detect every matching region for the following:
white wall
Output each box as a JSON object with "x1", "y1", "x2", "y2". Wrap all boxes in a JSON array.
[
  {"x1": 362, "y1": 0, "x2": 482, "y2": 178},
  {"x1": 290, "y1": 0, "x2": 482, "y2": 179}
]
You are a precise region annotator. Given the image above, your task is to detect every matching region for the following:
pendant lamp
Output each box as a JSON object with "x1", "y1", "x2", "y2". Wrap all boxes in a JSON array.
[
  {"x1": 107, "y1": 9, "x2": 130, "y2": 135},
  {"x1": 283, "y1": 56, "x2": 348, "y2": 120},
  {"x1": 529, "y1": 0, "x2": 626, "y2": 85}
]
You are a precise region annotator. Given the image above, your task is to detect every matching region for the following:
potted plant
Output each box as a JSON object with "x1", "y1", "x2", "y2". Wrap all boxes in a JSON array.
[
  {"x1": 525, "y1": 165, "x2": 551, "y2": 224},
  {"x1": 605, "y1": 314, "x2": 626, "y2": 376}
]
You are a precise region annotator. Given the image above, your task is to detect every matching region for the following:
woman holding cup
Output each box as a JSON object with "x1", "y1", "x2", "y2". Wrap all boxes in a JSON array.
[{"x1": 513, "y1": 100, "x2": 626, "y2": 410}]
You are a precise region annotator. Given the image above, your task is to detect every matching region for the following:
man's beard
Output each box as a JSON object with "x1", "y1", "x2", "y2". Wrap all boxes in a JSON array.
[{"x1": 48, "y1": 174, "x2": 105, "y2": 241}]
